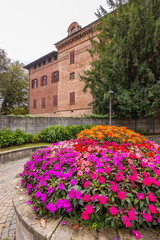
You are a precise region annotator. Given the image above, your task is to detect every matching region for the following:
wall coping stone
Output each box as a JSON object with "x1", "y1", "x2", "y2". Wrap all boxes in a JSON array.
[
  {"x1": 13, "y1": 178, "x2": 160, "y2": 240},
  {"x1": 0, "y1": 145, "x2": 48, "y2": 164}
]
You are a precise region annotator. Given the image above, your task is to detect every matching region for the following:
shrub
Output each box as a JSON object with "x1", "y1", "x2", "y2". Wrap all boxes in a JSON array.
[
  {"x1": 32, "y1": 125, "x2": 93, "y2": 143},
  {"x1": 21, "y1": 125, "x2": 160, "y2": 232},
  {"x1": 0, "y1": 128, "x2": 33, "y2": 147}
]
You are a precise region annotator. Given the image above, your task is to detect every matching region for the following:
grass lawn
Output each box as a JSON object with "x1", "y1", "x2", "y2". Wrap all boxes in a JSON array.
[{"x1": 0, "y1": 143, "x2": 52, "y2": 153}]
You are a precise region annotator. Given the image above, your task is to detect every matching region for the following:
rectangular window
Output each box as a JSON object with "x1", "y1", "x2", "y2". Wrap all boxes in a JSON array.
[
  {"x1": 70, "y1": 51, "x2": 75, "y2": 64},
  {"x1": 33, "y1": 99, "x2": 36, "y2": 109},
  {"x1": 38, "y1": 62, "x2": 41, "y2": 68},
  {"x1": 51, "y1": 71, "x2": 59, "y2": 83},
  {"x1": 48, "y1": 58, "x2": 51, "y2": 63},
  {"x1": 43, "y1": 60, "x2": 46, "y2": 65},
  {"x1": 34, "y1": 64, "x2": 37, "y2": 69},
  {"x1": 70, "y1": 72, "x2": 75, "y2": 80},
  {"x1": 41, "y1": 75, "x2": 47, "y2": 86},
  {"x1": 70, "y1": 92, "x2": 75, "y2": 105},
  {"x1": 53, "y1": 95, "x2": 58, "y2": 106},
  {"x1": 31, "y1": 79, "x2": 38, "y2": 88},
  {"x1": 42, "y1": 98, "x2": 46, "y2": 108},
  {"x1": 54, "y1": 55, "x2": 57, "y2": 61}
]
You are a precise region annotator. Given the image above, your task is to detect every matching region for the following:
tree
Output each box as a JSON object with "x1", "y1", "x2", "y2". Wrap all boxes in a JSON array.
[
  {"x1": 80, "y1": 0, "x2": 160, "y2": 118},
  {"x1": 0, "y1": 49, "x2": 28, "y2": 114}
]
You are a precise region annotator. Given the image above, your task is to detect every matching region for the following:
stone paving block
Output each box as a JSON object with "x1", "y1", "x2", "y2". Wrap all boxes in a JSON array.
[
  {"x1": 71, "y1": 224, "x2": 97, "y2": 240},
  {"x1": 51, "y1": 217, "x2": 78, "y2": 240},
  {"x1": 97, "y1": 228, "x2": 118, "y2": 240}
]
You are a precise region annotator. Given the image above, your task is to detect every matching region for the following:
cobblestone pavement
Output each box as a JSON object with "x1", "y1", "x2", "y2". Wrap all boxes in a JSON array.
[{"x1": 0, "y1": 158, "x2": 28, "y2": 240}]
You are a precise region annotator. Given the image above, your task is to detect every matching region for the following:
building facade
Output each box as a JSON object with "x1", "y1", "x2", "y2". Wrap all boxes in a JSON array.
[{"x1": 25, "y1": 21, "x2": 98, "y2": 117}]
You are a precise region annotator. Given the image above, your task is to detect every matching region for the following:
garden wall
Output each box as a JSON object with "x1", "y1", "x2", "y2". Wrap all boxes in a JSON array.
[{"x1": 0, "y1": 115, "x2": 160, "y2": 135}]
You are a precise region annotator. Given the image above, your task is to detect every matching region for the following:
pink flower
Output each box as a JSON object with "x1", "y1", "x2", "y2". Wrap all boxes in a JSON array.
[
  {"x1": 109, "y1": 206, "x2": 117, "y2": 215},
  {"x1": 78, "y1": 170, "x2": 83, "y2": 176},
  {"x1": 99, "y1": 196, "x2": 107, "y2": 204},
  {"x1": 137, "y1": 193, "x2": 145, "y2": 200},
  {"x1": 148, "y1": 204, "x2": 157, "y2": 214},
  {"x1": 111, "y1": 183, "x2": 118, "y2": 192},
  {"x1": 105, "y1": 166, "x2": 111, "y2": 173},
  {"x1": 158, "y1": 217, "x2": 160, "y2": 225},
  {"x1": 83, "y1": 180, "x2": 90, "y2": 188},
  {"x1": 117, "y1": 191, "x2": 125, "y2": 200},
  {"x1": 143, "y1": 177, "x2": 151, "y2": 186},
  {"x1": 48, "y1": 186, "x2": 54, "y2": 194},
  {"x1": 91, "y1": 173, "x2": 97, "y2": 180},
  {"x1": 81, "y1": 211, "x2": 89, "y2": 220},
  {"x1": 98, "y1": 176, "x2": 105, "y2": 184},
  {"x1": 86, "y1": 205, "x2": 93, "y2": 214},
  {"x1": 92, "y1": 194, "x2": 99, "y2": 202},
  {"x1": 83, "y1": 194, "x2": 90, "y2": 202},
  {"x1": 26, "y1": 200, "x2": 31, "y2": 205},
  {"x1": 147, "y1": 193, "x2": 156, "y2": 202}
]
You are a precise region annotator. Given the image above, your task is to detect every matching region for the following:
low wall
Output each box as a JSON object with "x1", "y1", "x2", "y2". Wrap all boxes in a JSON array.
[
  {"x1": 0, "y1": 145, "x2": 48, "y2": 164},
  {"x1": 13, "y1": 179, "x2": 160, "y2": 240},
  {"x1": 0, "y1": 115, "x2": 160, "y2": 135}
]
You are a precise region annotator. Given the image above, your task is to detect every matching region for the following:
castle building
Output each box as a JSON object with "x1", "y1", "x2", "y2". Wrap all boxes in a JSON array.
[{"x1": 25, "y1": 21, "x2": 98, "y2": 117}]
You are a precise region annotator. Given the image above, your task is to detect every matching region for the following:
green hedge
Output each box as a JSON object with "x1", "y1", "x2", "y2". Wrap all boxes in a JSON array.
[{"x1": 0, "y1": 124, "x2": 93, "y2": 148}]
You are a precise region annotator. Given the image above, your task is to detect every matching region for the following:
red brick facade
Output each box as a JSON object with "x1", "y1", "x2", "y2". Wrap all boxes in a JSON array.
[{"x1": 25, "y1": 21, "x2": 98, "y2": 117}]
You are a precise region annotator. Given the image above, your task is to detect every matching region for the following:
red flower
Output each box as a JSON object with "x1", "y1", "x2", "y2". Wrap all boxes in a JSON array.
[
  {"x1": 85, "y1": 205, "x2": 93, "y2": 214},
  {"x1": 117, "y1": 191, "x2": 126, "y2": 200},
  {"x1": 98, "y1": 176, "x2": 105, "y2": 184},
  {"x1": 148, "y1": 204, "x2": 157, "y2": 214},
  {"x1": 81, "y1": 211, "x2": 89, "y2": 220},
  {"x1": 83, "y1": 194, "x2": 90, "y2": 202}
]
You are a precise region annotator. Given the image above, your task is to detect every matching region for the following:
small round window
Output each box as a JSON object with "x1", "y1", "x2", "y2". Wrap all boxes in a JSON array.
[{"x1": 71, "y1": 27, "x2": 76, "y2": 33}]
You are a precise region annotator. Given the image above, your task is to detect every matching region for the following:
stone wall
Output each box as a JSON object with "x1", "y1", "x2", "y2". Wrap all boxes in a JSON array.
[
  {"x1": 0, "y1": 116, "x2": 160, "y2": 135},
  {"x1": 13, "y1": 179, "x2": 160, "y2": 240}
]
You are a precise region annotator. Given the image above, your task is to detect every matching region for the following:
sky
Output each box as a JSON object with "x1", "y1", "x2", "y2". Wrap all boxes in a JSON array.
[{"x1": 0, "y1": 0, "x2": 107, "y2": 65}]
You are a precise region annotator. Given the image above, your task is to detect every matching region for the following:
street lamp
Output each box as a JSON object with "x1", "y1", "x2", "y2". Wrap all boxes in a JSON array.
[{"x1": 108, "y1": 90, "x2": 114, "y2": 126}]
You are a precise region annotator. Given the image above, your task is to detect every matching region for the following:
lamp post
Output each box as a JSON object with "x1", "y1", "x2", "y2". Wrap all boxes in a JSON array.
[{"x1": 108, "y1": 90, "x2": 114, "y2": 125}]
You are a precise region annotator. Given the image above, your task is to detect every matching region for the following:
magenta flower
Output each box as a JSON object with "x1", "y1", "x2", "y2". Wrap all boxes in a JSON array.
[
  {"x1": 83, "y1": 180, "x2": 90, "y2": 187},
  {"x1": 117, "y1": 191, "x2": 125, "y2": 200},
  {"x1": 92, "y1": 194, "x2": 99, "y2": 202},
  {"x1": 109, "y1": 206, "x2": 117, "y2": 215},
  {"x1": 147, "y1": 193, "x2": 156, "y2": 202},
  {"x1": 111, "y1": 183, "x2": 118, "y2": 192},
  {"x1": 76, "y1": 190, "x2": 81, "y2": 199},
  {"x1": 132, "y1": 230, "x2": 142, "y2": 239},
  {"x1": 68, "y1": 188, "x2": 75, "y2": 199},
  {"x1": 56, "y1": 199, "x2": 64, "y2": 208},
  {"x1": 70, "y1": 179, "x2": 76, "y2": 186},
  {"x1": 98, "y1": 176, "x2": 105, "y2": 184},
  {"x1": 81, "y1": 211, "x2": 89, "y2": 220},
  {"x1": 35, "y1": 190, "x2": 41, "y2": 198},
  {"x1": 137, "y1": 193, "x2": 145, "y2": 200},
  {"x1": 91, "y1": 173, "x2": 97, "y2": 180},
  {"x1": 48, "y1": 186, "x2": 54, "y2": 194},
  {"x1": 26, "y1": 200, "x2": 31, "y2": 205},
  {"x1": 83, "y1": 194, "x2": 90, "y2": 202},
  {"x1": 58, "y1": 182, "x2": 64, "y2": 190},
  {"x1": 148, "y1": 204, "x2": 157, "y2": 214},
  {"x1": 86, "y1": 205, "x2": 93, "y2": 214},
  {"x1": 99, "y1": 196, "x2": 107, "y2": 204}
]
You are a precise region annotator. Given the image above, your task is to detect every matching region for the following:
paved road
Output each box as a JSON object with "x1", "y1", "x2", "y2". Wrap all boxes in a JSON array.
[{"x1": 0, "y1": 158, "x2": 28, "y2": 240}]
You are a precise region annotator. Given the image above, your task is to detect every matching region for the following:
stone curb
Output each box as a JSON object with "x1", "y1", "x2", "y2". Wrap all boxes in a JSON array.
[
  {"x1": 13, "y1": 179, "x2": 160, "y2": 240},
  {"x1": 0, "y1": 145, "x2": 48, "y2": 164}
]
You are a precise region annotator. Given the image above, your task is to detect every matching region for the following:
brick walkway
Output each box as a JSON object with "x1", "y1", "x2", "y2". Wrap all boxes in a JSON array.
[{"x1": 0, "y1": 158, "x2": 28, "y2": 240}]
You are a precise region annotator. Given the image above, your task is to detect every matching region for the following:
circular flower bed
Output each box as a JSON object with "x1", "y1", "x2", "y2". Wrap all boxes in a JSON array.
[{"x1": 20, "y1": 125, "x2": 160, "y2": 236}]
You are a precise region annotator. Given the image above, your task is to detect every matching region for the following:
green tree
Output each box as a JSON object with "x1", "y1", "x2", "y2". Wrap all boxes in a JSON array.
[
  {"x1": 80, "y1": 0, "x2": 160, "y2": 118},
  {"x1": 0, "y1": 50, "x2": 28, "y2": 114}
]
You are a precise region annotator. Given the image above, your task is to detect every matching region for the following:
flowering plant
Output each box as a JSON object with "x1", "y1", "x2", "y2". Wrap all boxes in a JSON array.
[{"x1": 21, "y1": 125, "x2": 160, "y2": 231}]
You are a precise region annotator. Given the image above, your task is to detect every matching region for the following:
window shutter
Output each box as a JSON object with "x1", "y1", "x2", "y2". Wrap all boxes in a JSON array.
[
  {"x1": 45, "y1": 75, "x2": 47, "y2": 85},
  {"x1": 37, "y1": 79, "x2": 38, "y2": 88},
  {"x1": 33, "y1": 99, "x2": 36, "y2": 109},
  {"x1": 51, "y1": 73, "x2": 54, "y2": 83},
  {"x1": 57, "y1": 71, "x2": 59, "y2": 81},
  {"x1": 70, "y1": 51, "x2": 75, "y2": 64},
  {"x1": 41, "y1": 77, "x2": 43, "y2": 86},
  {"x1": 32, "y1": 80, "x2": 34, "y2": 88},
  {"x1": 53, "y1": 95, "x2": 58, "y2": 106},
  {"x1": 70, "y1": 92, "x2": 75, "y2": 105},
  {"x1": 42, "y1": 98, "x2": 46, "y2": 108}
]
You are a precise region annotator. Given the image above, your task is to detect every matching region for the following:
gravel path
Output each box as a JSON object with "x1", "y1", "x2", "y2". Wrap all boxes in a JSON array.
[{"x1": 0, "y1": 158, "x2": 28, "y2": 240}]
